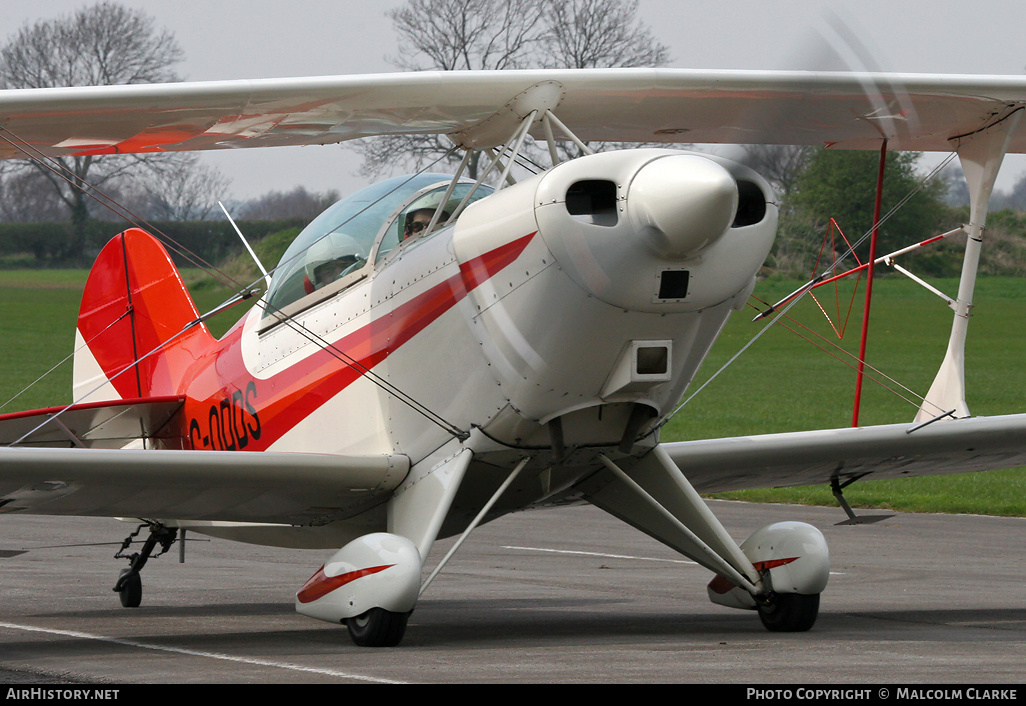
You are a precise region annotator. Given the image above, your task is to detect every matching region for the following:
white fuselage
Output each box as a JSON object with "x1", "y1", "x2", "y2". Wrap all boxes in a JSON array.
[{"x1": 195, "y1": 149, "x2": 777, "y2": 547}]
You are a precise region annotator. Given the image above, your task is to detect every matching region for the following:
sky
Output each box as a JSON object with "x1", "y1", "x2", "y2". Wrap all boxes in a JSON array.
[{"x1": 5, "y1": 0, "x2": 1026, "y2": 199}]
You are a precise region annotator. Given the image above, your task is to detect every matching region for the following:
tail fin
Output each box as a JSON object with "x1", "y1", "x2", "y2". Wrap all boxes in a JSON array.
[{"x1": 73, "y1": 228, "x2": 216, "y2": 403}]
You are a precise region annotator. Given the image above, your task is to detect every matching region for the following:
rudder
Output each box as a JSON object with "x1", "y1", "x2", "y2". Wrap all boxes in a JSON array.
[{"x1": 73, "y1": 228, "x2": 215, "y2": 403}]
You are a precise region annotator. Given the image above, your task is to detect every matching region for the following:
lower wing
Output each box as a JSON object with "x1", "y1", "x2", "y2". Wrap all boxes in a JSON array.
[
  {"x1": 0, "y1": 398, "x2": 408, "y2": 524},
  {"x1": 662, "y1": 413, "x2": 1026, "y2": 494},
  {"x1": 4, "y1": 399, "x2": 1024, "y2": 523}
]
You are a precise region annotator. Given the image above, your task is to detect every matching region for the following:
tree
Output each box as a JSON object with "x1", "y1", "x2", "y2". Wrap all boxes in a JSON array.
[
  {"x1": 788, "y1": 149, "x2": 950, "y2": 265},
  {"x1": 0, "y1": 2, "x2": 182, "y2": 89},
  {"x1": 355, "y1": 0, "x2": 671, "y2": 179},
  {"x1": 540, "y1": 0, "x2": 669, "y2": 70},
  {"x1": 388, "y1": 0, "x2": 546, "y2": 72},
  {"x1": 538, "y1": 0, "x2": 672, "y2": 162},
  {"x1": 0, "y1": 168, "x2": 69, "y2": 222},
  {"x1": 0, "y1": 3, "x2": 225, "y2": 254},
  {"x1": 1000, "y1": 171, "x2": 1026, "y2": 211},
  {"x1": 937, "y1": 164, "x2": 970, "y2": 207},
  {"x1": 136, "y1": 155, "x2": 233, "y2": 222},
  {"x1": 357, "y1": 0, "x2": 547, "y2": 180},
  {"x1": 238, "y1": 187, "x2": 342, "y2": 221},
  {"x1": 740, "y1": 145, "x2": 818, "y2": 204}
]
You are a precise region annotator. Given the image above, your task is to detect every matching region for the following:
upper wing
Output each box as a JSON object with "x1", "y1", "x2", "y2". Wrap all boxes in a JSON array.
[
  {"x1": 3, "y1": 68, "x2": 1026, "y2": 157},
  {"x1": 662, "y1": 413, "x2": 1026, "y2": 494}
]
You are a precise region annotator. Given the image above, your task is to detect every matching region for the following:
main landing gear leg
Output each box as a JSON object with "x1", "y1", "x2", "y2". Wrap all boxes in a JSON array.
[
  {"x1": 295, "y1": 444, "x2": 476, "y2": 646},
  {"x1": 583, "y1": 448, "x2": 830, "y2": 632},
  {"x1": 113, "y1": 522, "x2": 178, "y2": 608}
]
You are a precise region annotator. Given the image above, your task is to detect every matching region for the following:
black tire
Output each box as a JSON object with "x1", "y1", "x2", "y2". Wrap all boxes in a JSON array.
[
  {"x1": 757, "y1": 593, "x2": 819, "y2": 632},
  {"x1": 117, "y1": 569, "x2": 142, "y2": 608},
  {"x1": 346, "y1": 608, "x2": 409, "y2": 647}
]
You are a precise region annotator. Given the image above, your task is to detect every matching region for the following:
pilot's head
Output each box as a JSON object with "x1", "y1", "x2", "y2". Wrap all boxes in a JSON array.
[
  {"x1": 313, "y1": 255, "x2": 357, "y2": 287},
  {"x1": 403, "y1": 208, "x2": 449, "y2": 241},
  {"x1": 303, "y1": 232, "x2": 366, "y2": 292}
]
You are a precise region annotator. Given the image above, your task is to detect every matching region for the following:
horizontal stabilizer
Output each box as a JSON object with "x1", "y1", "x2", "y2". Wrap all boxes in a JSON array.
[{"x1": 0, "y1": 396, "x2": 184, "y2": 449}]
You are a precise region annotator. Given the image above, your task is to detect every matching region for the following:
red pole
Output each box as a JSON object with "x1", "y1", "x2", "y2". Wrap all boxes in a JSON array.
[{"x1": 852, "y1": 140, "x2": 888, "y2": 427}]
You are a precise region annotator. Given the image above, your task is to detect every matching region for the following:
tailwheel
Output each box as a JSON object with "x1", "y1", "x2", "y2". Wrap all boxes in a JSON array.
[
  {"x1": 757, "y1": 592, "x2": 820, "y2": 632},
  {"x1": 116, "y1": 568, "x2": 142, "y2": 608},
  {"x1": 112, "y1": 522, "x2": 178, "y2": 608},
  {"x1": 345, "y1": 608, "x2": 410, "y2": 647}
]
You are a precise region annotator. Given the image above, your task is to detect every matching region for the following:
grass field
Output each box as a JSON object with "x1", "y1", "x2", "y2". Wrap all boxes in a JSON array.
[{"x1": 1, "y1": 267, "x2": 1025, "y2": 516}]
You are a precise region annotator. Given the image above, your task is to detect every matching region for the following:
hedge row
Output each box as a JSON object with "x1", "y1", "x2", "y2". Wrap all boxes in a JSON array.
[{"x1": 0, "y1": 219, "x2": 306, "y2": 267}]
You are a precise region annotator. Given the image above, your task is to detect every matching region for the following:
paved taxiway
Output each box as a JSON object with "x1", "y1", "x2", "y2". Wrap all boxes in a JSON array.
[{"x1": 1, "y1": 500, "x2": 1024, "y2": 683}]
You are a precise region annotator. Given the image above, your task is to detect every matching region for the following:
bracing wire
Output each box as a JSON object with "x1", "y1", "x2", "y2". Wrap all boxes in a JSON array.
[
  {"x1": 0, "y1": 308, "x2": 132, "y2": 413},
  {"x1": 744, "y1": 296, "x2": 948, "y2": 416},
  {"x1": 0, "y1": 127, "x2": 247, "y2": 294},
  {"x1": 651, "y1": 149, "x2": 961, "y2": 435},
  {"x1": 0, "y1": 126, "x2": 472, "y2": 443},
  {"x1": 763, "y1": 151, "x2": 959, "y2": 316}
]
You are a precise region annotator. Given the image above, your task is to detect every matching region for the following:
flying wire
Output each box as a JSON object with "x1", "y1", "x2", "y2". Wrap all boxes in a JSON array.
[
  {"x1": 0, "y1": 127, "x2": 472, "y2": 443},
  {"x1": 0, "y1": 307, "x2": 132, "y2": 413},
  {"x1": 0, "y1": 127, "x2": 245, "y2": 294},
  {"x1": 650, "y1": 149, "x2": 960, "y2": 434},
  {"x1": 744, "y1": 296, "x2": 947, "y2": 416}
]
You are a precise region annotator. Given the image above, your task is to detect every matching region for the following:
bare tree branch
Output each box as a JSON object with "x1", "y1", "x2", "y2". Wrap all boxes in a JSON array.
[
  {"x1": 0, "y1": 2, "x2": 188, "y2": 254},
  {"x1": 740, "y1": 145, "x2": 818, "y2": 202},
  {"x1": 540, "y1": 0, "x2": 670, "y2": 69},
  {"x1": 237, "y1": 187, "x2": 342, "y2": 221},
  {"x1": 138, "y1": 154, "x2": 233, "y2": 221},
  {"x1": 388, "y1": 0, "x2": 546, "y2": 71},
  {"x1": 357, "y1": 0, "x2": 672, "y2": 179},
  {"x1": 0, "y1": 2, "x2": 183, "y2": 88},
  {"x1": 0, "y1": 169, "x2": 68, "y2": 222}
]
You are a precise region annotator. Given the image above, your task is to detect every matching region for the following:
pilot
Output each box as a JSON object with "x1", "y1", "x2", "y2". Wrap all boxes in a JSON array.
[
  {"x1": 303, "y1": 232, "x2": 366, "y2": 293},
  {"x1": 402, "y1": 207, "x2": 450, "y2": 241},
  {"x1": 312, "y1": 254, "x2": 359, "y2": 288}
]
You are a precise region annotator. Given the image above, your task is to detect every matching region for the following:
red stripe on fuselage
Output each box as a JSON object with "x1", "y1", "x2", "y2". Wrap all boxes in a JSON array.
[{"x1": 182, "y1": 232, "x2": 536, "y2": 451}]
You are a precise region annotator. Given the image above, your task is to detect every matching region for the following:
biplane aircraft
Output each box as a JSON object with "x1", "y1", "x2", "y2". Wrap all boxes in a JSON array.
[{"x1": 2, "y1": 68, "x2": 1026, "y2": 646}]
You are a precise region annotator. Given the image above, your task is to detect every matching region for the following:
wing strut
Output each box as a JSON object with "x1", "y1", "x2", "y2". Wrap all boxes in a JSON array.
[
  {"x1": 419, "y1": 455, "x2": 532, "y2": 596},
  {"x1": 542, "y1": 109, "x2": 595, "y2": 159},
  {"x1": 594, "y1": 450, "x2": 761, "y2": 596},
  {"x1": 442, "y1": 107, "x2": 542, "y2": 228},
  {"x1": 915, "y1": 108, "x2": 1024, "y2": 422}
]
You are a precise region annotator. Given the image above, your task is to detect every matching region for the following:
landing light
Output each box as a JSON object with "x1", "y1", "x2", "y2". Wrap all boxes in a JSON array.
[
  {"x1": 636, "y1": 346, "x2": 669, "y2": 376},
  {"x1": 601, "y1": 340, "x2": 673, "y2": 398}
]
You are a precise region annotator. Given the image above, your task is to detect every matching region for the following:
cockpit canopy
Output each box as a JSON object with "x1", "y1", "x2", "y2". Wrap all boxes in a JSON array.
[{"x1": 264, "y1": 174, "x2": 492, "y2": 318}]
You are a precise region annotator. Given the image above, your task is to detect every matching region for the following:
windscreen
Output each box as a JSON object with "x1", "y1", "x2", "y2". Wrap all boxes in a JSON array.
[{"x1": 264, "y1": 174, "x2": 452, "y2": 314}]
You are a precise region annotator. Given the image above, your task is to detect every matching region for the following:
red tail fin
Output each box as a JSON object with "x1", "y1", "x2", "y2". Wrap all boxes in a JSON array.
[{"x1": 73, "y1": 228, "x2": 215, "y2": 402}]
